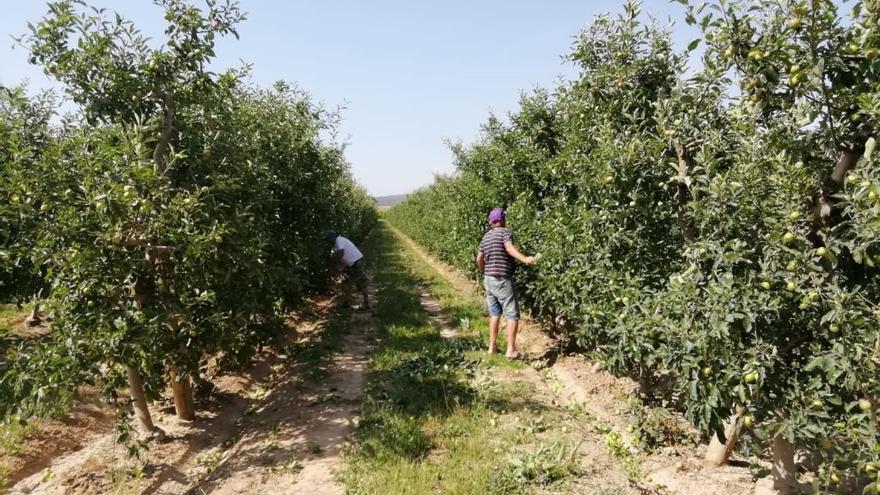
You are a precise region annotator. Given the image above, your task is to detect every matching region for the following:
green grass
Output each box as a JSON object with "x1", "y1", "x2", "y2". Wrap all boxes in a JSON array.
[
  {"x1": 0, "y1": 304, "x2": 23, "y2": 337},
  {"x1": 0, "y1": 304, "x2": 22, "y2": 320},
  {"x1": 0, "y1": 419, "x2": 38, "y2": 457},
  {"x1": 342, "y1": 221, "x2": 582, "y2": 494},
  {"x1": 387, "y1": 223, "x2": 522, "y2": 360},
  {"x1": 0, "y1": 418, "x2": 40, "y2": 489}
]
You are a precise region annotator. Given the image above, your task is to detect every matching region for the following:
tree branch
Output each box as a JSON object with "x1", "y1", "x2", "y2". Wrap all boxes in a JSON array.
[
  {"x1": 674, "y1": 141, "x2": 697, "y2": 243},
  {"x1": 153, "y1": 85, "x2": 175, "y2": 174},
  {"x1": 830, "y1": 148, "x2": 860, "y2": 189}
]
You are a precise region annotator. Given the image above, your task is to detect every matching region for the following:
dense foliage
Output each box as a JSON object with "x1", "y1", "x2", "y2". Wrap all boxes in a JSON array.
[
  {"x1": 0, "y1": 87, "x2": 56, "y2": 305},
  {"x1": 388, "y1": 0, "x2": 880, "y2": 487},
  {"x1": 1, "y1": 0, "x2": 375, "y2": 429}
]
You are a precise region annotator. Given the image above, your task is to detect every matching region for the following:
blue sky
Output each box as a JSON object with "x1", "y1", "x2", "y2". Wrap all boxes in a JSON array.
[{"x1": 1, "y1": 1, "x2": 697, "y2": 196}]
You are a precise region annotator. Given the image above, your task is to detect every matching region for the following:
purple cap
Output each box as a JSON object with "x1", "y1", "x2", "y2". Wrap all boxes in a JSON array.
[{"x1": 488, "y1": 208, "x2": 505, "y2": 223}]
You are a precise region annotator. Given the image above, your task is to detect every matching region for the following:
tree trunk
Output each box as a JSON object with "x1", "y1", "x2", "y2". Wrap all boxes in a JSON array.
[
  {"x1": 25, "y1": 303, "x2": 41, "y2": 327},
  {"x1": 771, "y1": 434, "x2": 799, "y2": 493},
  {"x1": 170, "y1": 367, "x2": 195, "y2": 421},
  {"x1": 705, "y1": 407, "x2": 743, "y2": 466},
  {"x1": 127, "y1": 277, "x2": 165, "y2": 440},
  {"x1": 637, "y1": 365, "x2": 660, "y2": 398},
  {"x1": 153, "y1": 87, "x2": 175, "y2": 174},
  {"x1": 816, "y1": 149, "x2": 862, "y2": 229},
  {"x1": 127, "y1": 366, "x2": 160, "y2": 436}
]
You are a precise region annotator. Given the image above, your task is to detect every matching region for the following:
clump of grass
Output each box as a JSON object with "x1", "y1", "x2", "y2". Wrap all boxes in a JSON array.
[
  {"x1": 0, "y1": 461, "x2": 10, "y2": 490},
  {"x1": 268, "y1": 457, "x2": 302, "y2": 475},
  {"x1": 629, "y1": 403, "x2": 699, "y2": 451},
  {"x1": 0, "y1": 417, "x2": 38, "y2": 456},
  {"x1": 352, "y1": 412, "x2": 430, "y2": 461},
  {"x1": 0, "y1": 305, "x2": 23, "y2": 324},
  {"x1": 592, "y1": 422, "x2": 643, "y2": 483},
  {"x1": 494, "y1": 441, "x2": 582, "y2": 489}
]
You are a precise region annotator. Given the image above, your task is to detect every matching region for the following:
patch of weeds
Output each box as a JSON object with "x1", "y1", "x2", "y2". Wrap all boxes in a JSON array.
[
  {"x1": 0, "y1": 416, "x2": 38, "y2": 456},
  {"x1": 597, "y1": 428, "x2": 643, "y2": 483},
  {"x1": 268, "y1": 363, "x2": 286, "y2": 382},
  {"x1": 494, "y1": 441, "x2": 581, "y2": 489},
  {"x1": 604, "y1": 430, "x2": 630, "y2": 458},
  {"x1": 41, "y1": 467, "x2": 54, "y2": 482},
  {"x1": 219, "y1": 435, "x2": 238, "y2": 450},
  {"x1": 268, "y1": 457, "x2": 303, "y2": 475},
  {"x1": 479, "y1": 379, "x2": 538, "y2": 414},
  {"x1": 352, "y1": 412, "x2": 430, "y2": 461},
  {"x1": 0, "y1": 461, "x2": 9, "y2": 490},
  {"x1": 281, "y1": 306, "x2": 351, "y2": 382},
  {"x1": 465, "y1": 350, "x2": 524, "y2": 370},
  {"x1": 109, "y1": 462, "x2": 146, "y2": 489},
  {"x1": 748, "y1": 458, "x2": 771, "y2": 480},
  {"x1": 519, "y1": 416, "x2": 548, "y2": 435},
  {"x1": 629, "y1": 402, "x2": 699, "y2": 451},
  {"x1": 265, "y1": 430, "x2": 280, "y2": 451},
  {"x1": 193, "y1": 449, "x2": 224, "y2": 475},
  {"x1": 247, "y1": 386, "x2": 271, "y2": 401},
  {"x1": 244, "y1": 401, "x2": 259, "y2": 416},
  {"x1": 530, "y1": 358, "x2": 549, "y2": 370},
  {"x1": 0, "y1": 305, "x2": 22, "y2": 325},
  {"x1": 129, "y1": 464, "x2": 146, "y2": 480},
  {"x1": 567, "y1": 401, "x2": 591, "y2": 419},
  {"x1": 570, "y1": 408, "x2": 644, "y2": 485},
  {"x1": 368, "y1": 337, "x2": 479, "y2": 418},
  {"x1": 308, "y1": 442, "x2": 322, "y2": 455}
]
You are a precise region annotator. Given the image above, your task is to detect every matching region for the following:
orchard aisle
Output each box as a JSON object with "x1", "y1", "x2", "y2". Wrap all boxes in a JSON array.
[
  {"x1": 340, "y1": 221, "x2": 638, "y2": 494},
  {"x1": 187, "y1": 306, "x2": 375, "y2": 495}
]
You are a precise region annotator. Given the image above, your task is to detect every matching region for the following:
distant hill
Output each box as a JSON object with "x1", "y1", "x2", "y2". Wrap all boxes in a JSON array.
[{"x1": 374, "y1": 194, "x2": 408, "y2": 209}]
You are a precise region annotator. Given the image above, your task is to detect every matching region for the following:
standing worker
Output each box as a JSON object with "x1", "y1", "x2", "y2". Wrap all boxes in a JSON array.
[
  {"x1": 476, "y1": 208, "x2": 535, "y2": 358},
  {"x1": 325, "y1": 230, "x2": 370, "y2": 311}
]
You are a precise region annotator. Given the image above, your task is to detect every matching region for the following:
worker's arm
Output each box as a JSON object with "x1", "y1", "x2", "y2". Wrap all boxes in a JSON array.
[
  {"x1": 476, "y1": 250, "x2": 485, "y2": 272},
  {"x1": 505, "y1": 242, "x2": 535, "y2": 265}
]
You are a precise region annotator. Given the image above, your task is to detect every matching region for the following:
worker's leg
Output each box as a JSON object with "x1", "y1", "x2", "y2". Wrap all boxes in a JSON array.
[
  {"x1": 496, "y1": 278, "x2": 521, "y2": 358},
  {"x1": 484, "y1": 276, "x2": 502, "y2": 354},
  {"x1": 488, "y1": 315, "x2": 501, "y2": 354}
]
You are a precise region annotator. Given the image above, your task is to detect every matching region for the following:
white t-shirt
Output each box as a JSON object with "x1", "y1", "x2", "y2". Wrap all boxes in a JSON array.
[{"x1": 334, "y1": 236, "x2": 364, "y2": 267}]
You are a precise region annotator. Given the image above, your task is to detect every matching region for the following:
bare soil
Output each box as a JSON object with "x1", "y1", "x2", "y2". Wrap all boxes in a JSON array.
[
  {"x1": 7, "y1": 293, "x2": 373, "y2": 495},
  {"x1": 1, "y1": 389, "x2": 114, "y2": 490}
]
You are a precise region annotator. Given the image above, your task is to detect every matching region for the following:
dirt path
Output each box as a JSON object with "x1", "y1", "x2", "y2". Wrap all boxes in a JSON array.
[
  {"x1": 8, "y1": 294, "x2": 372, "y2": 495},
  {"x1": 189, "y1": 307, "x2": 372, "y2": 495}
]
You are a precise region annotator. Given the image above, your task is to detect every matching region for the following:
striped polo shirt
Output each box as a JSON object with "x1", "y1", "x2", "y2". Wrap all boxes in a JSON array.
[{"x1": 479, "y1": 227, "x2": 514, "y2": 279}]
